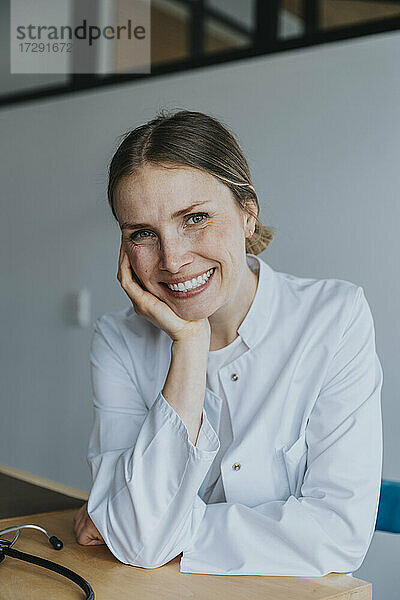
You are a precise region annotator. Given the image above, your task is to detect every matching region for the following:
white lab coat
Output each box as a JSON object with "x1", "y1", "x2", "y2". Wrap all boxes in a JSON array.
[{"x1": 87, "y1": 253, "x2": 383, "y2": 576}]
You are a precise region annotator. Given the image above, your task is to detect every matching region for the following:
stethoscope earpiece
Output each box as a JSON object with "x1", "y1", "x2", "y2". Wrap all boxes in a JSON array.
[{"x1": 49, "y1": 535, "x2": 63, "y2": 550}]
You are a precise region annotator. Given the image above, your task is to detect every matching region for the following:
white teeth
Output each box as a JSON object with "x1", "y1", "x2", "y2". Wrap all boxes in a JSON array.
[{"x1": 167, "y1": 268, "x2": 214, "y2": 291}]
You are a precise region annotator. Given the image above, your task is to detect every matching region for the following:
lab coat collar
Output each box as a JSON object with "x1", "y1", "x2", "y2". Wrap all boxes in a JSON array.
[{"x1": 237, "y1": 253, "x2": 276, "y2": 350}]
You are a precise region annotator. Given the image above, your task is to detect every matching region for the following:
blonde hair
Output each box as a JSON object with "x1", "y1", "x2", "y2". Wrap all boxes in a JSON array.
[{"x1": 107, "y1": 109, "x2": 275, "y2": 255}]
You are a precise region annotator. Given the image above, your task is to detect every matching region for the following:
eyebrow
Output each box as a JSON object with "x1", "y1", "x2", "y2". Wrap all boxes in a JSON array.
[{"x1": 120, "y1": 201, "x2": 211, "y2": 230}]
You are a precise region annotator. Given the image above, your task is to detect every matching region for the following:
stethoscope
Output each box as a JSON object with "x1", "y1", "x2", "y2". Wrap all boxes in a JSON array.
[{"x1": 0, "y1": 524, "x2": 95, "y2": 599}]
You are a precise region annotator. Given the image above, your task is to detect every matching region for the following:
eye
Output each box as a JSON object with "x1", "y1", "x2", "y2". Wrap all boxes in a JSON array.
[
  {"x1": 129, "y1": 230, "x2": 154, "y2": 241},
  {"x1": 128, "y1": 212, "x2": 209, "y2": 243},
  {"x1": 186, "y1": 212, "x2": 208, "y2": 225}
]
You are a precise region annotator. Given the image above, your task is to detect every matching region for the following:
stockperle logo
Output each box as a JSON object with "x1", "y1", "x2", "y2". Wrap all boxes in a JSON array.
[{"x1": 10, "y1": 0, "x2": 150, "y2": 75}]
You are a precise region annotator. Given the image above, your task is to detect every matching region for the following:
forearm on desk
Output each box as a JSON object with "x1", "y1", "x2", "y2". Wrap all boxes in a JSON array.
[{"x1": 87, "y1": 323, "x2": 220, "y2": 567}]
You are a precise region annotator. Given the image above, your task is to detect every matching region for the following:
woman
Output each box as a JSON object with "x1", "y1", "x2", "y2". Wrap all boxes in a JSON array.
[{"x1": 73, "y1": 110, "x2": 383, "y2": 577}]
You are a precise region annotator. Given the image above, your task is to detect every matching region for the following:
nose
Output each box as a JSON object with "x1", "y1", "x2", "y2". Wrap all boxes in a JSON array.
[{"x1": 158, "y1": 235, "x2": 192, "y2": 274}]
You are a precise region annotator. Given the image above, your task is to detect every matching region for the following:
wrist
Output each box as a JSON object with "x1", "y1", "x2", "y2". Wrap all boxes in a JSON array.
[
  {"x1": 172, "y1": 320, "x2": 210, "y2": 345},
  {"x1": 171, "y1": 336, "x2": 210, "y2": 356}
]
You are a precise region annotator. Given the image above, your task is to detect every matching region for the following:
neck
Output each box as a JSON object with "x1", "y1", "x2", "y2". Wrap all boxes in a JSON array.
[{"x1": 208, "y1": 263, "x2": 259, "y2": 351}]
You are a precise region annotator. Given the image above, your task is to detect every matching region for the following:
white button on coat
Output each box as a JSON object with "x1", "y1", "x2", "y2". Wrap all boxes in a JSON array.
[{"x1": 86, "y1": 254, "x2": 383, "y2": 576}]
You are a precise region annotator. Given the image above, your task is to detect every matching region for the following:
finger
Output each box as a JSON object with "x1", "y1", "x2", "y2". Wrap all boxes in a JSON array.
[
  {"x1": 120, "y1": 250, "x2": 135, "y2": 280},
  {"x1": 118, "y1": 246, "x2": 135, "y2": 286},
  {"x1": 77, "y1": 510, "x2": 98, "y2": 537},
  {"x1": 75, "y1": 513, "x2": 92, "y2": 540},
  {"x1": 117, "y1": 242, "x2": 125, "y2": 281},
  {"x1": 74, "y1": 518, "x2": 86, "y2": 540},
  {"x1": 119, "y1": 253, "x2": 146, "y2": 302},
  {"x1": 77, "y1": 530, "x2": 93, "y2": 545},
  {"x1": 82, "y1": 538, "x2": 104, "y2": 546},
  {"x1": 118, "y1": 241, "x2": 126, "y2": 269},
  {"x1": 76, "y1": 523, "x2": 103, "y2": 545},
  {"x1": 73, "y1": 514, "x2": 81, "y2": 532},
  {"x1": 86, "y1": 512, "x2": 104, "y2": 540},
  {"x1": 73, "y1": 511, "x2": 84, "y2": 533},
  {"x1": 73, "y1": 503, "x2": 86, "y2": 524},
  {"x1": 75, "y1": 502, "x2": 87, "y2": 521}
]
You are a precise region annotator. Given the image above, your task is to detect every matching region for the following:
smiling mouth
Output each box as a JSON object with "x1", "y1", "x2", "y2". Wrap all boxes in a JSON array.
[
  {"x1": 162, "y1": 268, "x2": 215, "y2": 291},
  {"x1": 161, "y1": 267, "x2": 216, "y2": 296}
]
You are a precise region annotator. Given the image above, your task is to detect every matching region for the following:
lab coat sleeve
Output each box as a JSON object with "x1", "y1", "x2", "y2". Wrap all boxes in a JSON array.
[
  {"x1": 180, "y1": 286, "x2": 383, "y2": 576},
  {"x1": 86, "y1": 317, "x2": 220, "y2": 568}
]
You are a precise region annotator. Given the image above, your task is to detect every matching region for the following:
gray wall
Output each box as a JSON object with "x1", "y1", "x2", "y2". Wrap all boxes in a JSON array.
[{"x1": 1, "y1": 31, "x2": 399, "y2": 599}]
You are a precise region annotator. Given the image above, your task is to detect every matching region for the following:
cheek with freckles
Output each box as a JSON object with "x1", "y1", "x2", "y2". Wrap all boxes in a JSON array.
[
  {"x1": 125, "y1": 245, "x2": 155, "y2": 287},
  {"x1": 202, "y1": 214, "x2": 243, "y2": 248},
  {"x1": 202, "y1": 216, "x2": 246, "y2": 261}
]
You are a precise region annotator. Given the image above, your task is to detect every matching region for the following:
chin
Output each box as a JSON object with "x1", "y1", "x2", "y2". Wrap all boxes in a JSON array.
[{"x1": 170, "y1": 304, "x2": 213, "y2": 322}]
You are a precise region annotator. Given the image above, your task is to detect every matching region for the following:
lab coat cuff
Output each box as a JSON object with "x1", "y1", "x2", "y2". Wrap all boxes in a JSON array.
[{"x1": 156, "y1": 392, "x2": 220, "y2": 458}]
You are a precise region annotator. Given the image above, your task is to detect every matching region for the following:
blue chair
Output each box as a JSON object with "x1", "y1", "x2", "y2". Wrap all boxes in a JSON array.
[{"x1": 375, "y1": 479, "x2": 400, "y2": 533}]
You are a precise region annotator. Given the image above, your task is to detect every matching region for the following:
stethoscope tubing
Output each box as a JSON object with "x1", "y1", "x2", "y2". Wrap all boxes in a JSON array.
[
  {"x1": 0, "y1": 545, "x2": 94, "y2": 599},
  {"x1": 0, "y1": 525, "x2": 95, "y2": 600}
]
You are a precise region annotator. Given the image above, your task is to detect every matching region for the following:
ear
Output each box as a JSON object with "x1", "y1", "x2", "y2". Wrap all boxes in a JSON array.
[{"x1": 242, "y1": 198, "x2": 258, "y2": 237}]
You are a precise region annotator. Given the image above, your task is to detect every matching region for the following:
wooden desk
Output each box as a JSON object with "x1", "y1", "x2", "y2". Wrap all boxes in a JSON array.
[{"x1": 0, "y1": 510, "x2": 372, "y2": 599}]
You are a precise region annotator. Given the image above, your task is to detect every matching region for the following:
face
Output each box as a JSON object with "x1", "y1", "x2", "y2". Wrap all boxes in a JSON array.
[{"x1": 114, "y1": 163, "x2": 256, "y2": 321}]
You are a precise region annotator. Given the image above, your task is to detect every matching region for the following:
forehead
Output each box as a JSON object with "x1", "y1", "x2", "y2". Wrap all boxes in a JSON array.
[{"x1": 114, "y1": 164, "x2": 234, "y2": 219}]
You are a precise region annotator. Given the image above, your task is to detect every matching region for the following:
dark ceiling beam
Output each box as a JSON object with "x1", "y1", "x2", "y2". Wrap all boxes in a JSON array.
[
  {"x1": 254, "y1": 0, "x2": 280, "y2": 51},
  {"x1": 304, "y1": 0, "x2": 319, "y2": 35},
  {"x1": 189, "y1": 0, "x2": 205, "y2": 61}
]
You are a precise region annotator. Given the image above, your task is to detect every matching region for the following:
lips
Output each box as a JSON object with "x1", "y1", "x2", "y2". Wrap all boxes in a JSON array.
[
  {"x1": 161, "y1": 267, "x2": 215, "y2": 287},
  {"x1": 162, "y1": 267, "x2": 216, "y2": 298}
]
